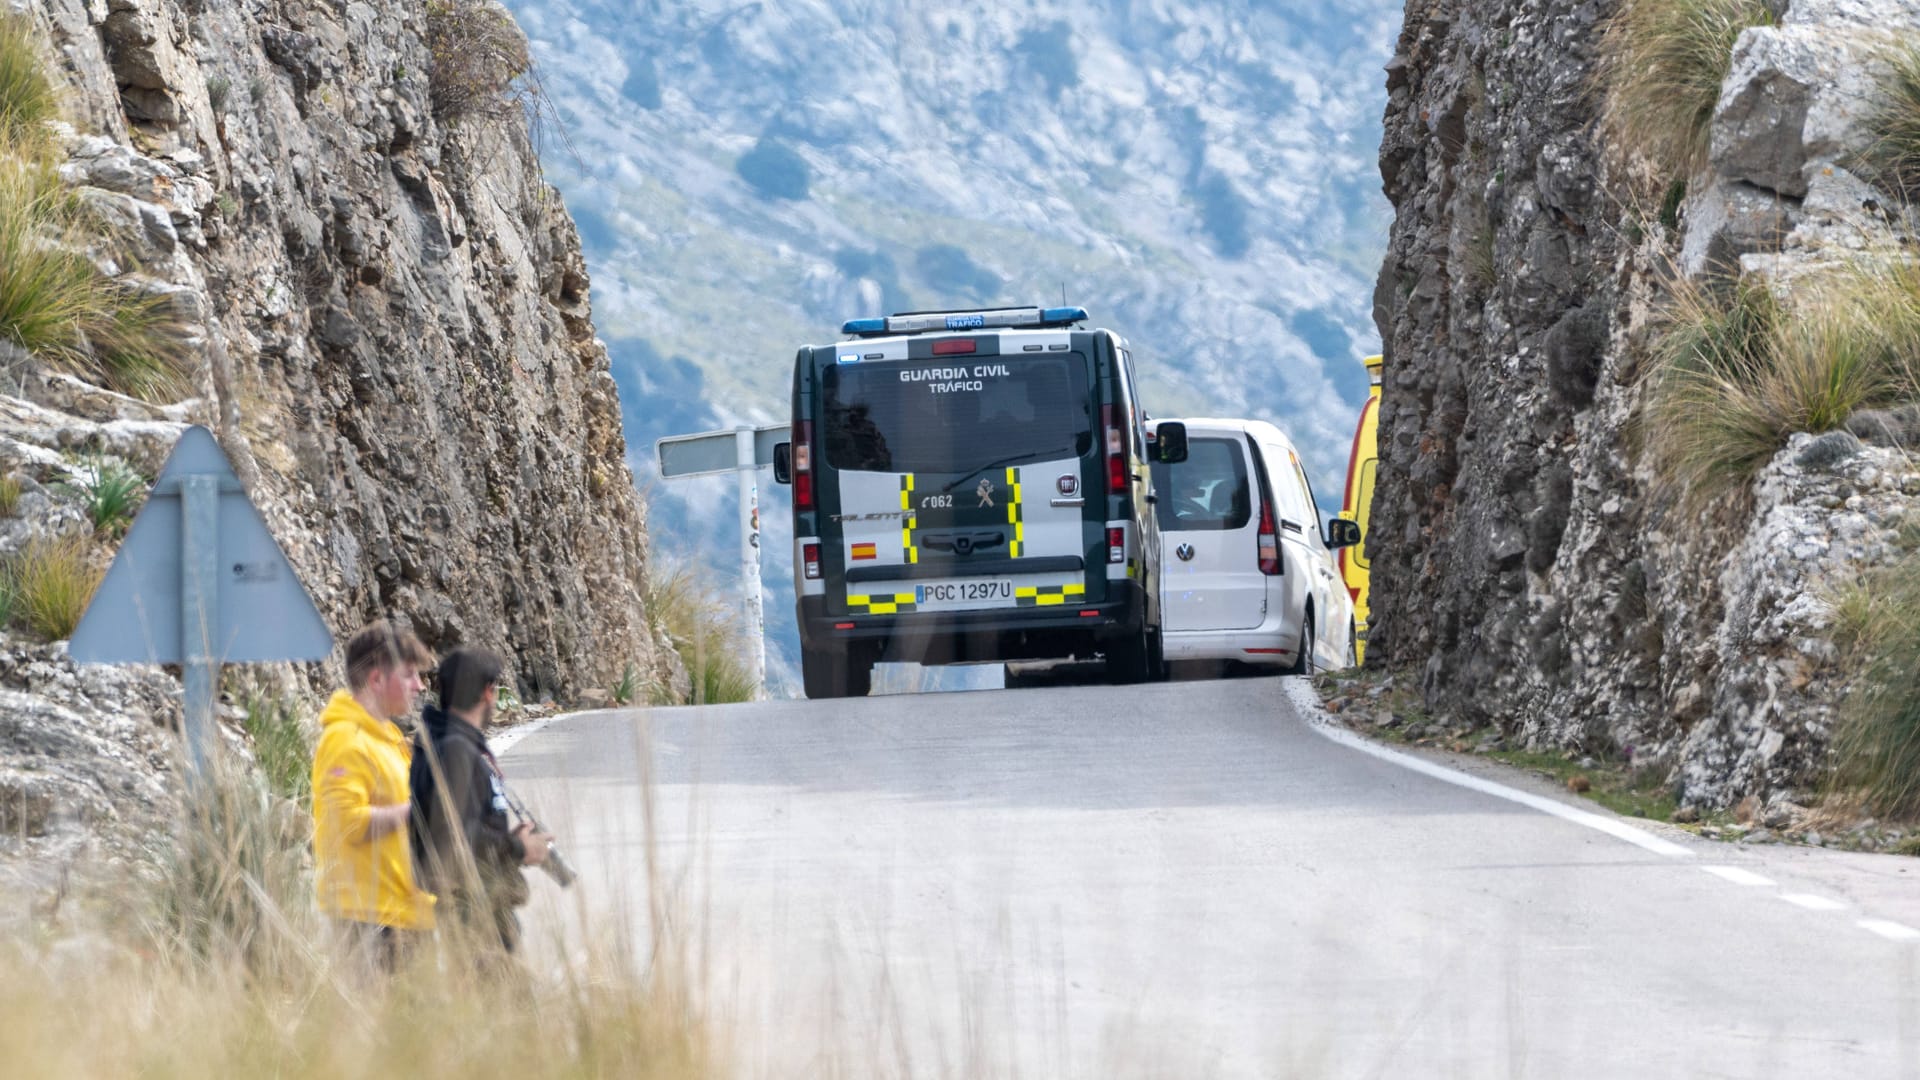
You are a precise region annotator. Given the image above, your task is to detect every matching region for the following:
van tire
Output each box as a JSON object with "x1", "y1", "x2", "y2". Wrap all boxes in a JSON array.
[
  {"x1": 802, "y1": 644, "x2": 874, "y2": 699},
  {"x1": 1283, "y1": 616, "x2": 1314, "y2": 677},
  {"x1": 1103, "y1": 628, "x2": 1156, "y2": 685}
]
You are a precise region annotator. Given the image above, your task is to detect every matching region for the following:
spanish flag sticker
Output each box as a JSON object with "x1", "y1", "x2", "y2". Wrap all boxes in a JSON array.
[{"x1": 851, "y1": 542, "x2": 877, "y2": 561}]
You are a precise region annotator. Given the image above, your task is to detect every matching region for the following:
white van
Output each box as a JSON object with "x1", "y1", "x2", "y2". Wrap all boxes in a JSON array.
[{"x1": 1146, "y1": 418, "x2": 1360, "y2": 674}]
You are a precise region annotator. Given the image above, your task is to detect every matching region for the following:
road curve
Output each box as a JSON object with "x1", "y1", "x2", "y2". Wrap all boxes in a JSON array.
[{"x1": 503, "y1": 676, "x2": 1920, "y2": 1079}]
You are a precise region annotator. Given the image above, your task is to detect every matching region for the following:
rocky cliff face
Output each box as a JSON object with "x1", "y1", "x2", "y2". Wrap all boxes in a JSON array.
[
  {"x1": 19, "y1": 0, "x2": 660, "y2": 697},
  {"x1": 1, "y1": 0, "x2": 663, "y2": 870},
  {"x1": 1370, "y1": 0, "x2": 1920, "y2": 809}
]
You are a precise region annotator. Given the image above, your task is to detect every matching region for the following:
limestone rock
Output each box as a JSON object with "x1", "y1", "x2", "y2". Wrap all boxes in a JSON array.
[
  {"x1": 0, "y1": 0, "x2": 672, "y2": 865},
  {"x1": 1371, "y1": 0, "x2": 1920, "y2": 813}
]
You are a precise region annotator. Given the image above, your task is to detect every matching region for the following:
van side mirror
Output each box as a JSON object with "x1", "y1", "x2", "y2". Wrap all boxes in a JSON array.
[
  {"x1": 1153, "y1": 422, "x2": 1189, "y2": 464},
  {"x1": 1325, "y1": 517, "x2": 1362, "y2": 550},
  {"x1": 773, "y1": 442, "x2": 792, "y2": 484}
]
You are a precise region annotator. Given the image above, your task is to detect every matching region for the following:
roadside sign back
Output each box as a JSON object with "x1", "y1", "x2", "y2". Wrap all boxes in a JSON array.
[
  {"x1": 69, "y1": 426, "x2": 333, "y2": 665},
  {"x1": 656, "y1": 423, "x2": 790, "y2": 480}
]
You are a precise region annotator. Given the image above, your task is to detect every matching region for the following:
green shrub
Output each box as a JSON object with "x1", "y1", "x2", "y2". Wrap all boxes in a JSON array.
[
  {"x1": 0, "y1": 15, "x2": 56, "y2": 158},
  {"x1": 65, "y1": 457, "x2": 145, "y2": 537},
  {"x1": 1830, "y1": 548, "x2": 1920, "y2": 818},
  {"x1": 1600, "y1": 0, "x2": 1775, "y2": 173},
  {"x1": 611, "y1": 661, "x2": 638, "y2": 706},
  {"x1": 8, "y1": 533, "x2": 101, "y2": 641},
  {"x1": 1862, "y1": 41, "x2": 1920, "y2": 198},
  {"x1": 241, "y1": 696, "x2": 312, "y2": 805},
  {"x1": 646, "y1": 558, "x2": 756, "y2": 706},
  {"x1": 0, "y1": 162, "x2": 190, "y2": 399}
]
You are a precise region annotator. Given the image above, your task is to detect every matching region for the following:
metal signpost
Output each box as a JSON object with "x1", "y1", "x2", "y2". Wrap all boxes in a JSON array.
[
  {"x1": 70, "y1": 426, "x2": 334, "y2": 775},
  {"x1": 655, "y1": 423, "x2": 789, "y2": 700}
]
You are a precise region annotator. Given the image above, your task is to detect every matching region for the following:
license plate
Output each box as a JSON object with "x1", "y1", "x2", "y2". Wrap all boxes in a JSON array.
[{"x1": 846, "y1": 575, "x2": 1086, "y2": 614}]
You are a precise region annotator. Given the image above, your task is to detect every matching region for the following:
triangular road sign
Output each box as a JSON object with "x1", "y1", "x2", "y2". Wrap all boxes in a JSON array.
[{"x1": 69, "y1": 426, "x2": 333, "y2": 665}]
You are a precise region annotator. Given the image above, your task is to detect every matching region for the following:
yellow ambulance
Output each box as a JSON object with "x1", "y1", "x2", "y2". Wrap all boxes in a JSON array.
[{"x1": 1339, "y1": 355, "x2": 1382, "y2": 664}]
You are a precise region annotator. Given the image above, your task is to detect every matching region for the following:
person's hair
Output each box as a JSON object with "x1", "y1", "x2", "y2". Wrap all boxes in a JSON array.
[
  {"x1": 344, "y1": 621, "x2": 432, "y2": 690},
  {"x1": 437, "y1": 647, "x2": 505, "y2": 714}
]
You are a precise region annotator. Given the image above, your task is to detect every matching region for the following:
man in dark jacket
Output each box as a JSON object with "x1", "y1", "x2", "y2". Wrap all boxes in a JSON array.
[{"x1": 409, "y1": 647, "x2": 552, "y2": 956}]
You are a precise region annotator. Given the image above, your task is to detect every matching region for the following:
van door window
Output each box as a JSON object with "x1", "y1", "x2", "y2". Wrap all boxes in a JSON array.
[
  {"x1": 1149, "y1": 438, "x2": 1251, "y2": 532},
  {"x1": 1292, "y1": 459, "x2": 1327, "y2": 538}
]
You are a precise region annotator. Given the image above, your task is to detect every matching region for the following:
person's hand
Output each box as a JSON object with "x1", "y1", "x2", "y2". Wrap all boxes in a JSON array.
[
  {"x1": 366, "y1": 801, "x2": 410, "y2": 839},
  {"x1": 515, "y1": 823, "x2": 553, "y2": 866}
]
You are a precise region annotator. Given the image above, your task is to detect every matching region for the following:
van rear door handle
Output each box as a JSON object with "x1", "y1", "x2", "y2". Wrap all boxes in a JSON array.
[{"x1": 1050, "y1": 497, "x2": 1085, "y2": 507}]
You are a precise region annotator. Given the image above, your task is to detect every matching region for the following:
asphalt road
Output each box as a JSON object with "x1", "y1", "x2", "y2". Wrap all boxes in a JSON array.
[{"x1": 502, "y1": 676, "x2": 1920, "y2": 1079}]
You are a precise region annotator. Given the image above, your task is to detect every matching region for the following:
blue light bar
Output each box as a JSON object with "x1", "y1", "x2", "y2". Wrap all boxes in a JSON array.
[{"x1": 841, "y1": 306, "x2": 1091, "y2": 337}]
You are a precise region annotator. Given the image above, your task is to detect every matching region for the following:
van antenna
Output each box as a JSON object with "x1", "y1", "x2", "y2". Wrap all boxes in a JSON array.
[{"x1": 1060, "y1": 282, "x2": 1067, "y2": 307}]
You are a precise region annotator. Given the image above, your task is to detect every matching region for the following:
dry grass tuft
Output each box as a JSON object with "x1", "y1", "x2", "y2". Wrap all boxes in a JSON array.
[
  {"x1": 0, "y1": 22, "x2": 190, "y2": 400},
  {"x1": 0, "y1": 158, "x2": 191, "y2": 399},
  {"x1": 646, "y1": 556, "x2": 757, "y2": 706},
  {"x1": 0, "y1": 15, "x2": 56, "y2": 158},
  {"x1": 0, "y1": 472, "x2": 20, "y2": 516},
  {"x1": 425, "y1": 0, "x2": 532, "y2": 123},
  {"x1": 1861, "y1": 39, "x2": 1920, "y2": 198},
  {"x1": 1644, "y1": 260, "x2": 1920, "y2": 503},
  {"x1": 7, "y1": 532, "x2": 102, "y2": 641},
  {"x1": 1828, "y1": 546, "x2": 1920, "y2": 819},
  {"x1": 1599, "y1": 0, "x2": 1775, "y2": 174}
]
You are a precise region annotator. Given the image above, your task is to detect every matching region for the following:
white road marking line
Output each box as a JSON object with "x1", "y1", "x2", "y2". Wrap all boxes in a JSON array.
[
  {"x1": 1780, "y1": 893, "x2": 1848, "y2": 912},
  {"x1": 1859, "y1": 919, "x2": 1920, "y2": 942},
  {"x1": 1701, "y1": 865, "x2": 1774, "y2": 887},
  {"x1": 1285, "y1": 679, "x2": 1694, "y2": 859}
]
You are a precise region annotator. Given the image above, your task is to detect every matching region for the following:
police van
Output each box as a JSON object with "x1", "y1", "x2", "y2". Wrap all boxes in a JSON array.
[{"x1": 773, "y1": 306, "x2": 1189, "y2": 698}]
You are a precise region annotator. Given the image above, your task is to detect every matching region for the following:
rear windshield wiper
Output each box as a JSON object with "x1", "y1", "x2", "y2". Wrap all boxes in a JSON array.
[{"x1": 942, "y1": 449, "x2": 1067, "y2": 493}]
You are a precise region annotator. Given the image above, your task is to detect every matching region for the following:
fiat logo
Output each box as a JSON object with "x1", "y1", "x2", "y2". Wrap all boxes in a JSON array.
[
  {"x1": 1057, "y1": 474, "x2": 1078, "y2": 496},
  {"x1": 1176, "y1": 543, "x2": 1195, "y2": 562}
]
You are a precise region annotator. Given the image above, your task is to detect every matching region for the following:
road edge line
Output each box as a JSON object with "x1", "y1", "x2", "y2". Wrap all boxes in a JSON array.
[{"x1": 1282, "y1": 678, "x2": 1694, "y2": 859}]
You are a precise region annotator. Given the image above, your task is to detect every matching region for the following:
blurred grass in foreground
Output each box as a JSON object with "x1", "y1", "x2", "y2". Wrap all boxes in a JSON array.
[{"x1": 0, "y1": 748, "x2": 711, "y2": 1079}]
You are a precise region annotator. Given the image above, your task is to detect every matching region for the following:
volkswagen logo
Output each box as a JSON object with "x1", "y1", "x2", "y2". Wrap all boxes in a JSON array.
[
  {"x1": 1057, "y1": 474, "x2": 1079, "y2": 496},
  {"x1": 1176, "y1": 543, "x2": 1196, "y2": 562}
]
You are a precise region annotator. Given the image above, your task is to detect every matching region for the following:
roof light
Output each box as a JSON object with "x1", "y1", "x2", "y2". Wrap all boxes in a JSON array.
[{"x1": 841, "y1": 306, "x2": 1091, "y2": 337}]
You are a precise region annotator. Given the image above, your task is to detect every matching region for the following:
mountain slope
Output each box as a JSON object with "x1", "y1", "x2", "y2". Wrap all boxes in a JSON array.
[{"x1": 506, "y1": 0, "x2": 1401, "y2": 684}]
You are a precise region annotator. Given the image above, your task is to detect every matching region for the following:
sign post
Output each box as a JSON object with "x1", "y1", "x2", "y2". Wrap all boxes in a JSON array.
[
  {"x1": 70, "y1": 426, "x2": 334, "y2": 775},
  {"x1": 656, "y1": 422, "x2": 789, "y2": 700}
]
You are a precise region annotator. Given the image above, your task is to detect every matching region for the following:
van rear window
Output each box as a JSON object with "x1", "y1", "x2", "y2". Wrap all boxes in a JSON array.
[
  {"x1": 1151, "y1": 437, "x2": 1251, "y2": 532},
  {"x1": 820, "y1": 356, "x2": 1092, "y2": 473}
]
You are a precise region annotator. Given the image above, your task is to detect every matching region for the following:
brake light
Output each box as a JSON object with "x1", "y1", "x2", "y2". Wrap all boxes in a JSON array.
[
  {"x1": 794, "y1": 420, "x2": 814, "y2": 511},
  {"x1": 1257, "y1": 496, "x2": 1281, "y2": 576},
  {"x1": 932, "y1": 338, "x2": 977, "y2": 356},
  {"x1": 1107, "y1": 526, "x2": 1125, "y2": 564},
  {"x1": 1103, "y1": 405, "x2": 1126, "y2": 493},
  {"x1": 803, "y1": 542, "x2": 821, "y2": 580}
]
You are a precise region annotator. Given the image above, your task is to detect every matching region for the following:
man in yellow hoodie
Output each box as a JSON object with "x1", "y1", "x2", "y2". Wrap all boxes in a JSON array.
[{"x1": 312, "y1": 621, "x2": 437, "y2": 970}]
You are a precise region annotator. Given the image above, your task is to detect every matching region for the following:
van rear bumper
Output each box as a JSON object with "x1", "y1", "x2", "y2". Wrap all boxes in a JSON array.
[
  {"x1": 798, "y1": 584, "x2": 1150, "y2": 665},
  {"x1": 1162, "y1": 605, "x2": 1305, "y2": 666}
]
